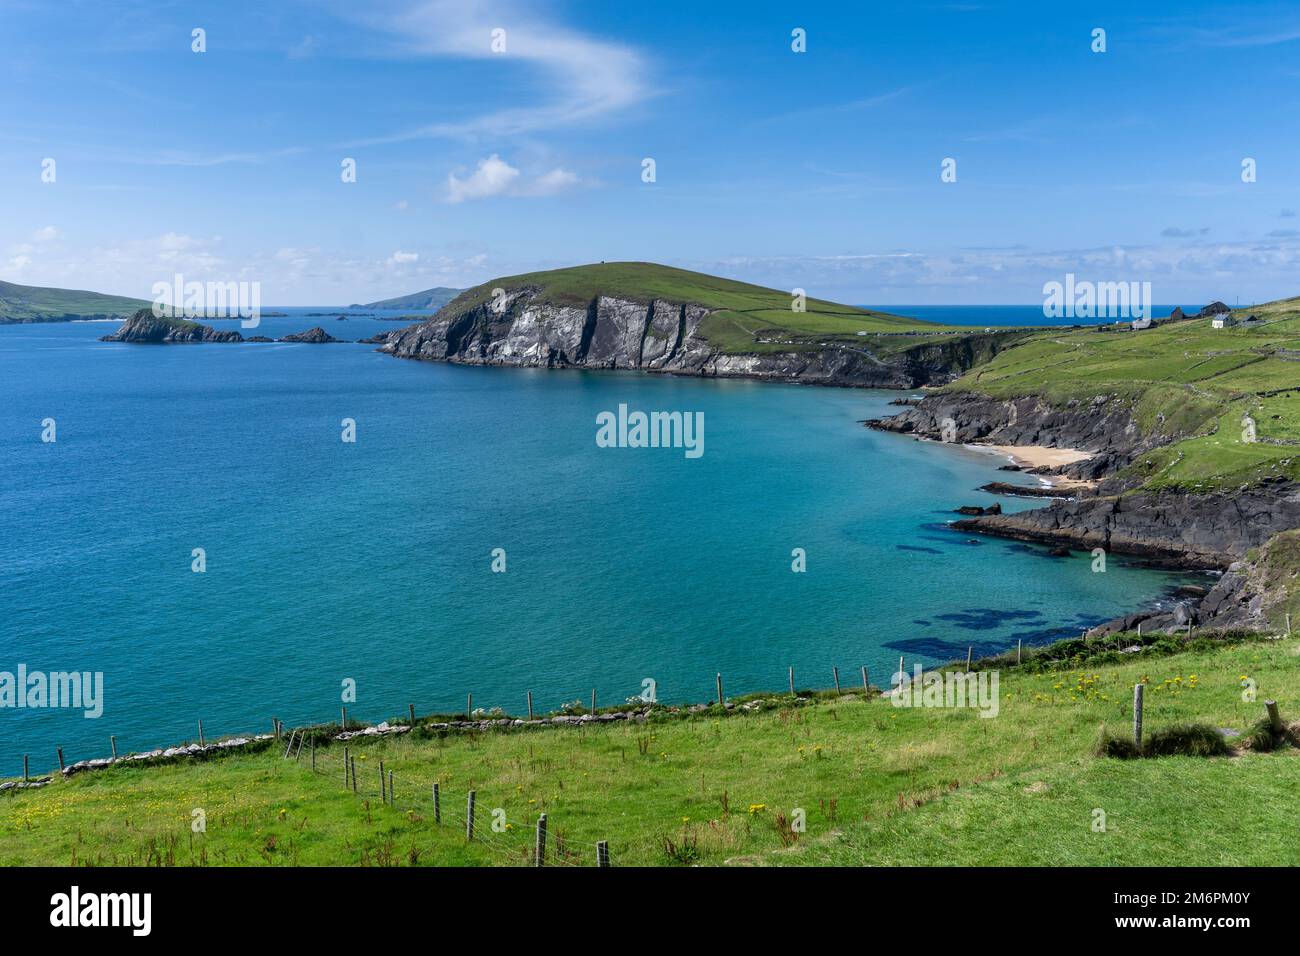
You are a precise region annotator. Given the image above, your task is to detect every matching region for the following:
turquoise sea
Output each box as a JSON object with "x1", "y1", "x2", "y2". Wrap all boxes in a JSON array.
[{"x1": 0, "y1": 310, "x2": 1191, "y2": 769}]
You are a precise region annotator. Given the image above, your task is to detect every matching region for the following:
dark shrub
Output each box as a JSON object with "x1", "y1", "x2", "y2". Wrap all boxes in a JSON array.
[{"x1": 1142, "y1": 722, "x2": 1231, "y2": 757}]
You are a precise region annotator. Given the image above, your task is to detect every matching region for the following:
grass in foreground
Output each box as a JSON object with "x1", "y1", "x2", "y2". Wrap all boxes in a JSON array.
[{"x1": 2, "y1": 636, "x2": 1298, "y2": 866}]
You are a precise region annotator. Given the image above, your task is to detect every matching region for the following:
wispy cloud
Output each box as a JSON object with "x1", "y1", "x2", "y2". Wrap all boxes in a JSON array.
[
  {"x1": 347, "y1": 0, "x2": 652, "y2": 143},
  {"x1": 753, "y1": 85, "x2": 916, "y2": 127}
]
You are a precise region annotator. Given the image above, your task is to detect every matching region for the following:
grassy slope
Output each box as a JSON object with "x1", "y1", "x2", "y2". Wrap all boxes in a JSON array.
[
  {"x1": 942, "y1": 300, "x2": 1300, "y2": 492},
  {"x1": 3, "y1": 637, "x2": 1297, "y2": 867},
  {"x1": 0, "y1": 279, "x2": 149, "y2": 322},
  {"x1": 434, "y1": 261, "x2": 992, "y2": 355}
]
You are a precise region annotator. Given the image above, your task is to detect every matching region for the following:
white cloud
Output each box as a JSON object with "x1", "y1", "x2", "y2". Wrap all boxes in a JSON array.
[
  {"x1": 388, "y1": 250, "x2": 420, "y2": 265},
  {"x1": 446, "y1": 154, "x2": 520, "y2": 203},
  {"x1": 523, "y1": 167, "x2": 580, "y2": 196},
  {"x1": 32, "y1": 226, "x2": 61, "y2": 242},
  {"x1": 689, "y1": 236, "x2": 1300, "y2": 304},
  {"x1": 445, "y1": 154, "x2": 582, "y2": 202}
]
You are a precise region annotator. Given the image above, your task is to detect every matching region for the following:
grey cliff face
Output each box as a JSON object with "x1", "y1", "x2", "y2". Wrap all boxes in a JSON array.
[
  {"x1": 379, "y1": 288, "x2": 1007, "y2": 388},
  {"x1": 868, "y1": 391, "x2": 1149, "y2": 480},
  {"x1": 952, "y1": 481, "x2": 1300, "y2": 570}
]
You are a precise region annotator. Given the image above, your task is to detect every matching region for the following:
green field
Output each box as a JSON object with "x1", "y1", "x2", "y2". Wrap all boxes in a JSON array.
[
  {"x1": 4, "y1": 633, "x2": 1297, "y2": 867},
  {"x1": 0, "y1": 279, "x2": 149, "y2": 323},
  {"x1": 940, "y1": 301, "x2": 1300, "y2": 492}
]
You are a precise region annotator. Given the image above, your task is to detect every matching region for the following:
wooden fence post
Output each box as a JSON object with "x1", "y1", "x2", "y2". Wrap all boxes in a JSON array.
[
  {"x1": 788, "y1": 666, "x2": 795, "y2": 695},
  {"x1": 467, "y1": 693, "x2": 473, "y2": 719},
  {"x1": 110, "y1": 735, "x2": 118, "y2": 759},
  {"x1": 716, "y1": 672, "x2": 723, "y2": 706},
  {"x1": 295, "y1": 733, "x2": 305, "y2": 760},
  {"x1": 1133, "y1": 684, "x2": 1144, "y2": 750},
  {"x1": 273, "y1": 717, "x2": 280, "y2": 739},
  {"x1": 535, "y1": 813, "x2": 548, "y2": 867},
  {"x1": 433, "y1": 782, "x2": 441, "y2": 823},
  {"x1": 1017, "y1": 639, "x2": 1022, "y2": 664},
  {"x1": 1266, "y1": 699, "x2": 1284, "y2": 734},
  {"x1": 341, "y1": 706, "x2": 347, "y2": 731},
  {"x1": 283, "y1": 729, "x2": 297, "y2": 759},
  {"x1": 409, "y1": 703, "x2": 416, "y2": 727},
  {"x1": 966, "y1": 647, "x2": 973, "y2": 671},
  {"x1": 833, "y1": 666, "x2": 841, "y2": 694},
  {"x1": 1288, "y1": 613, "x2": 1293, "y2": 637},
  {"x1": 197, "y1": 720, "x2": 205, "y2": 747},
  {"x1": 527, "y1": 691, "x2": 534, "y2": 721},
  {"x1": 23, "y1": 754, "x2": 28, "y2": 781},
  {"x1": 57, "y1": 748, "x2": 64, "y2": 773},
  {"x1": 596, "y1": 840, "x2": 610, "y2": 868},
  {"x1": 466, "y1": 790, "x2": 476, "y2": 840},
  {"x1": 350, "y1": 756, "x2": 357, "y2": 793},
  {"x1": 861, "y1": 665, "x2": 869, "y2": 696}
]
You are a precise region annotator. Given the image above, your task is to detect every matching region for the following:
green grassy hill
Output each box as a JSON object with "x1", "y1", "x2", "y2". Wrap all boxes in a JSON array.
[
  {"x1": 940, "y1": 299, "x2": 1300, "y2": 491},
  {"x1": 3, "y1": 632, "x2": 1296, "y2": 866},
  {"x1": 0, "y1": 279, "x2": 150, "y2": 323},
  {"x1": 436, "y1": 261, "x2": 973, "y2": 354}
]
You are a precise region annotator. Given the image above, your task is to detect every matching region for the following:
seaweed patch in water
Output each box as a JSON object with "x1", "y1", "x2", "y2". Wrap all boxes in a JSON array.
[{"x1": 933, "y1": 608, "x2": 1045, "y2": 631}]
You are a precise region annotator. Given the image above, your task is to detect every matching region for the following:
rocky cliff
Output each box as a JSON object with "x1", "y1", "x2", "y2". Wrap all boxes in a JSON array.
[
  {"x1": 100, "y1": 309, "x2": 243, "y2": 343},
  {"x1": 871, "y1": 388, "x2": 1300, "y2": 632},
  {"x1": 380, "y1": 290, "x2": 1012, "y2": 388},
  {"x1": 868, "y1": 391, "x2": 1152, "y2": 480},
  {"x1": 952, "y1": 479, "x2": 1300, "y2": 570}
]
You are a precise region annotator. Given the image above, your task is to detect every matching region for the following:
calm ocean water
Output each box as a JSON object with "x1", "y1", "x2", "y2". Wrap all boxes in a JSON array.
[{"x1": 0, "y1": 309, "x2": 1190, "y2": 767}]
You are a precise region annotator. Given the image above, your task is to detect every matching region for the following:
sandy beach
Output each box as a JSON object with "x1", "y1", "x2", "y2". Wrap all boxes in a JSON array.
[{"x1": 969, "y1": 443, "x2": 1096, "y2": 488}]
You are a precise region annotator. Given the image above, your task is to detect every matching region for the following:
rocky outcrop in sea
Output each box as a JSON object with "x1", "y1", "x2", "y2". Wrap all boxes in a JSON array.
[
  {"x1": 279, "y1": 326, "x2": 345, "y2": 343},
  {"x1": 99, "y1": 309, "x2": 243, "y2": 343}
]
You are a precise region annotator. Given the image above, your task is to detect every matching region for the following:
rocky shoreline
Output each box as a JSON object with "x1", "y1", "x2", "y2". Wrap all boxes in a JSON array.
[{"x1": 867, "y1": 390, "x2": 1299, "y2": 634}]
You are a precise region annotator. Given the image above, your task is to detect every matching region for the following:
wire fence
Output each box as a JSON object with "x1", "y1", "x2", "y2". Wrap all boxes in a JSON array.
[{"x1": 287, "y1": 729, "x2": 610, "y2": 867}]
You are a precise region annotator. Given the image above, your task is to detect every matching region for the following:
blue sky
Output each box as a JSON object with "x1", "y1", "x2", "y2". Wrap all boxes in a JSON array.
[{"x1": 4, "y1": 0, "x2": 1300, "y2": 304}]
